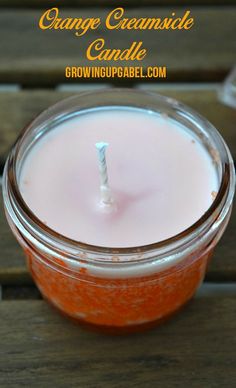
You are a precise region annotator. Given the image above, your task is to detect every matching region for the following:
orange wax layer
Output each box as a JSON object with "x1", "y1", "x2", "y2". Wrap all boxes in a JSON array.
[{"x1": 25, "y1": 247, "x2": 213, "y2": 332}]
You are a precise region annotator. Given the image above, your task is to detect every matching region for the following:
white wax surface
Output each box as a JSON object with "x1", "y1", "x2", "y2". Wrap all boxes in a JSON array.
[{"x1": 19, "y1": 108, "x2": 219, "y2": 247}]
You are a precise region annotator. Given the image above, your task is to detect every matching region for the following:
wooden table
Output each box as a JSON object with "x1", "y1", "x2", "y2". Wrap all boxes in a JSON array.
[{"x1": 0, "y1": 1, "x2": 236, "y2": 387}]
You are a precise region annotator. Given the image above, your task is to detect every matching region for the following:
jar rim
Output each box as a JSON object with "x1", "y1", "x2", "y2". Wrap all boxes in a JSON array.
[{"x1": 3, "y1": 88, "x2": 235, "y2": 261}]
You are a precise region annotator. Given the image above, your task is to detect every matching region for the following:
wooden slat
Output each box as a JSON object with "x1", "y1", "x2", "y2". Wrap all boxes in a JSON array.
[
  {"x1": 0, "y1": 196, "x2": 29, "y2": 285},
  {"x1": 0, "y1": 1, "x2": 235, "y2": 7},
  {"x1": 207, "y1": 204, "x2": 236, "y2": 282},
  {"x1": 0, "y1": 298, "x2": 235, "y2": 386},
  {"x1": 0, "y1": 88, "x2": 236, "y2": 167},
  {"x1": 0, "y1": 7, "x2": 235, "y2": 85},
  {"x1": 0, "y1": 193, "x2": 236, "y2": 285}
]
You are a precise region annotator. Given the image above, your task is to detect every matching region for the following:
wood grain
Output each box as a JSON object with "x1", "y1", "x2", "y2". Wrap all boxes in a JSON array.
[
  {"x1": 0, "y1": 87, "x2": 236, "y2": 166},
  {"x1": 0, "y1": 298, "x2": 235, "y2": 387},
  {"x1": 0, "y1": 7, "x2": 235, "y2": 85}
]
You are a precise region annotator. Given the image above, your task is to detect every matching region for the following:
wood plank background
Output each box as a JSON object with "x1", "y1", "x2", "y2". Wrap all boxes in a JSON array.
[
  {"x1": 0, "y1": 7, "x2": 235, "y2": 85},
  {"x1": 0, "y1": 297, "x2": 235, "y2": 387},
  {"x1": 1, "y1": 1, "x2": 235, "y2": 7}
]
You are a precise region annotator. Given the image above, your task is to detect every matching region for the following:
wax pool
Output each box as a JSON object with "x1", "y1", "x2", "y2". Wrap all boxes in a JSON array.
[{"x1": 19, "y1": 108, "x2": 219, "y2": 248}]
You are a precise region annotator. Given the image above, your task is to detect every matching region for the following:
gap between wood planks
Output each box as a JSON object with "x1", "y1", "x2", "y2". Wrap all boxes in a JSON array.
[{"x1": 0, "y1": 82, "x2": 226, "y2": 91}]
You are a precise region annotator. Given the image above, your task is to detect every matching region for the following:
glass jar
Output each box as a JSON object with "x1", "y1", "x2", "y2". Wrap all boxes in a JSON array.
[{"x1": 2, "y1": 89, "x2": 235, "y2": 334}]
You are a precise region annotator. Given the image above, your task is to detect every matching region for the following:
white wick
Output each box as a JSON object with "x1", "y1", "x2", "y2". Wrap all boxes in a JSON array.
[{"x1": 96, "y1": 142, "x2": 114, "y2": 206}]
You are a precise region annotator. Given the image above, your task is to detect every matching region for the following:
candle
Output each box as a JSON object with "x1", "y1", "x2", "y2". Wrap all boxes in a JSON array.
[
  {"x1": 19, "y1": 108, "x2": 218, "y2": 247},
  {"x1": 3, "y1": 90, "x2": 235, "y2": 333}
]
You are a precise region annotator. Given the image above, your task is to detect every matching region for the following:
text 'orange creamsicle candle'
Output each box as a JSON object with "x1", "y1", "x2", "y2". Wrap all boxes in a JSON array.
[{"x1": 2, "y1": 90, "x2": 235, "y2": 333}]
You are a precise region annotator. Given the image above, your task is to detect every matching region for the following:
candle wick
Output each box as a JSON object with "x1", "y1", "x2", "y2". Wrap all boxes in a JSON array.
[{"x1": 96, "y1": 142, "x2": 114, "y2": 207}]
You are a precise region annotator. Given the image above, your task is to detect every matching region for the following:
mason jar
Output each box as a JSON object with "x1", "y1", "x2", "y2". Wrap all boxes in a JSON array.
[{"x1": 2, "y1": 89, "x2": 235, "y2": 333}]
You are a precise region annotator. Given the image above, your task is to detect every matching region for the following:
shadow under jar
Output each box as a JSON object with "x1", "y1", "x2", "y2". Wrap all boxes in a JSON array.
[{"x1": 2, "y1": 89, "x2": 235, "y2": 334}]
